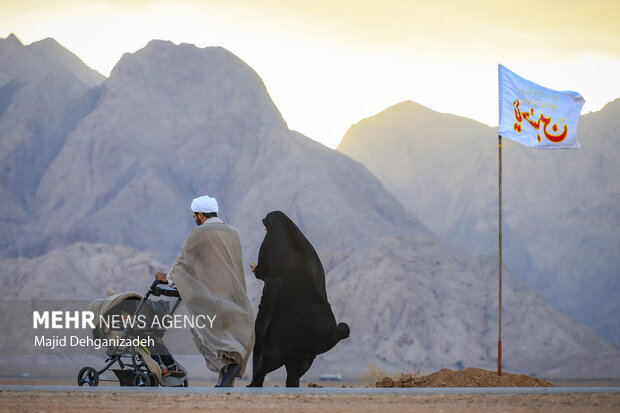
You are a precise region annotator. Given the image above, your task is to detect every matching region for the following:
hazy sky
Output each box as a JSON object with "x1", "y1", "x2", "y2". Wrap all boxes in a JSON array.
[{"x1": 2, "y1": 0, "x2": 619, "y2": 148}]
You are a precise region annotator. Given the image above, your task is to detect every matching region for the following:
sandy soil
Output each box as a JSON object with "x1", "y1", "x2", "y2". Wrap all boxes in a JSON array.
[
  {"x1": 376, "y1": 367, "x2": 554, "y2": 388},
  {"x1": 0, "y1": 390, "x2": 618, "y2": 413},
  {"x1": 1, "y1": 368, "x2": 617, "y2": 412}
]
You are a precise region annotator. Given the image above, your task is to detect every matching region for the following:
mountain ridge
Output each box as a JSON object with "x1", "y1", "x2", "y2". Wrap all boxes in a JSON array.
[
  {"x1": 2, "y1": 36, "x2": 425, "y2": 265},
  {"x1": 3, "y1": 238, "x2": 617, "y2": 378},
  {"x1": 0, "y1": 34, "x2": 103, "y2": 259},
  {"x1": 1, "y1": 34, "x2": 618, "y2": 377},
  {"x1": 338, "y1": 97, "x2": 620, "y2": 345}
]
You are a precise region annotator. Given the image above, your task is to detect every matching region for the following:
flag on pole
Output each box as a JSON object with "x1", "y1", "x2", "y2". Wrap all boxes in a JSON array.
[{"x1": 498, "y1": 64, "x2": 585, "y2": 149}]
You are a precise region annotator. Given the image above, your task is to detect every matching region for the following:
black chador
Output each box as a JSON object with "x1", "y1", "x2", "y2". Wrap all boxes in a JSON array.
[{"x1": 248, "y1": 211, "x2": 350, "y2": 387}]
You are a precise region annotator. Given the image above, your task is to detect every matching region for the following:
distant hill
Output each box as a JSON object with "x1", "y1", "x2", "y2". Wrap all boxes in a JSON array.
[
  {"x1": 25, "y1": 36, "x2": 105, "y2": 87},
  {"x1": 0, "y1": 242, "x2": 165, "y2": 300},
  {"x1": 2, "y1": 239, "x2": 618, "y2": 378},
  {"x1": 0, "y1": 33, "x2": 103, "y2": 257},
  {"x1": 338, "y1": 100, "x2": 620, "y2": 345},
  {"x1": 1, "y1": 37, "x2": 423, "y2": 265},
  {"x1": 1, "y1": 34, "x2": 618, "y2": 378},
  {"x1": 320, "y1": 234, "x2": 619, "y2": 378}
]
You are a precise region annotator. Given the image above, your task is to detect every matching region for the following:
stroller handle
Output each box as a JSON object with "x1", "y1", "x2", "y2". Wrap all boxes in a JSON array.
[
  {"x1": 150, "y1": 279, "x2": 168, "y2": 289},
  {"x1": 149, "y1": 279, "x2": 181, "y2": 298}
]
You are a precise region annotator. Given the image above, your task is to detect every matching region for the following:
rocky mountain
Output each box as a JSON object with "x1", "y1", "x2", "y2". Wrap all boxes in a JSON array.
[
  {"x1": 2, "y1": 239, "x2": 617, "y2": 378},
  {"x1": 0, "y1": 34, "x2": 104, "y2": 86},
  {"x1": 0, "y1": 242, "x2": 164, "y2": 300},
  {"x1": 338, "y1": 100, "x2": 620, "y2": 345},
  {"x1": 0, "y1": 243, "x2": 172, "y2": 364},
  {"x1": 319, "y1": 234, "x2": 619, "y2": 378},
  {"x1": 1, "y1": 36, "x2": 423, "y2": 265},
  {"x1": 1, "y1": 34, "x2": 618, "y2": 378},
  {"x1": 25, "y1": 37, "x2": 104, "y2": 88},
  {"x1": 0, "y1": 33, "x2": 104, "y2": 257}
]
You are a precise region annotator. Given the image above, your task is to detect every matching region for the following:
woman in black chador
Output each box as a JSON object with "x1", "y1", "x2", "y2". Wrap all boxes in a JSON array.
[{"x1": 248, "y1": 211, "x2": 350, "y2": 387}]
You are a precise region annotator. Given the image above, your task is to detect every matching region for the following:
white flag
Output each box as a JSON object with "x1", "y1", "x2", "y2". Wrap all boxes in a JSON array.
[{"x1": 498, "y1": 64, "x2": 585, "y2": 149}]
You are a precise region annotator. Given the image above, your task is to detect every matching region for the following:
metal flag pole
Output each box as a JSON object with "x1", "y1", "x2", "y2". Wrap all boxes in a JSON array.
[{"x1": 498, "y1": 134, "x2": 503, "y2": 376}]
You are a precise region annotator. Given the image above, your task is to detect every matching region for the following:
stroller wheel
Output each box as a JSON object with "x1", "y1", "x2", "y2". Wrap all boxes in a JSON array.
[
  {"x1": 148, "y1": 373, "x2": 159, "y2": 387},
  {"x1": 77, "y1": 367, "x2": 99, "y2": 386},
  {"x1": 133, "y1": 372, "x2": 151, "y2": 387}
]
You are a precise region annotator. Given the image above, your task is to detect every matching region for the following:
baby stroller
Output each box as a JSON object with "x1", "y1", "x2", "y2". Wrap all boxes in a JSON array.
[{"x1": 77, "y1": 280, "x2": 189, "y2": 387}]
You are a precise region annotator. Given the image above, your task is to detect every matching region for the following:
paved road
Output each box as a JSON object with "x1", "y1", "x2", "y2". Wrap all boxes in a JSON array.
[{"x1": 2, "y1": 385, "x2": 619, "y2": 394}]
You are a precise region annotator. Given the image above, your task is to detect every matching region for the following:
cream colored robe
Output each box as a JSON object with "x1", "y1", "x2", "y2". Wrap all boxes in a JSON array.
[{"x1": 167, "y1": 218, "x2": 255, "y2": 375}]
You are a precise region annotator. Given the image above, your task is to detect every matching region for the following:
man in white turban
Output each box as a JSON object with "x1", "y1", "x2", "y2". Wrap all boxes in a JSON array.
[{"x1": 155, "y1": 195, "x2": 255, "y2": 387}]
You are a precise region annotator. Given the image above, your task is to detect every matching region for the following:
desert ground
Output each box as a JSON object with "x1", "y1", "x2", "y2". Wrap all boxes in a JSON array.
[
  {"x1": 1, "y1": 389, "x2": 619, "y2": 413},
  {"x1": 1, "y1": 367, "x2": 619, "y2": 413}
]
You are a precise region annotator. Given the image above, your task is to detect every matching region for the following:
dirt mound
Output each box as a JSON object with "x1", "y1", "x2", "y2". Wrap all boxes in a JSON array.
[{"x1": 376, "y1": 367, "x2": 554, "y2": 388}]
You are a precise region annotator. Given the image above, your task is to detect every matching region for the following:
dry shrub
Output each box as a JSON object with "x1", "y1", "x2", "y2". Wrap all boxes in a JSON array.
[
  {"x1": 356, "y1": 363, "x2": 385, "y2": 388},
  {"x1": 357, "y1": 364, "x2": 420, "y2": 388}
]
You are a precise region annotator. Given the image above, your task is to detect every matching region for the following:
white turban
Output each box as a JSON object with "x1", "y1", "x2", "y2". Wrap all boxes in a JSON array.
[{"x1": 191, "y1": 195, "x2": 218, "y2": 214}]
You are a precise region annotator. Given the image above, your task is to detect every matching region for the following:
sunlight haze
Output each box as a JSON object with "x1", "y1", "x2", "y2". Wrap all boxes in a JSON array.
[{"x1": 2, "y1": 0, "x2": 619, "y2": 148}]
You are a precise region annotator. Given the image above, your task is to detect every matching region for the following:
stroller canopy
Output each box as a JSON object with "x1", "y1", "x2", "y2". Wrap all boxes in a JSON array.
[{"x1": 88, "y1": 291, "x2": 143, "y2": 329}]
